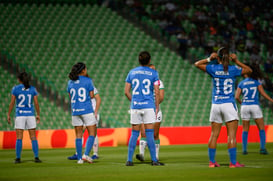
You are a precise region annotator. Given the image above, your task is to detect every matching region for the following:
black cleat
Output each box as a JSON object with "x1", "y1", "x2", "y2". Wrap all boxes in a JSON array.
[
  {"x1": 35, "y1": 157, "x2": 42, "y2": 163},
  {"x1": 14, "y1": 158, "x2": 21, "y2": 164},
  {"x1": 151, "y1": 161, "x2": 164, "y2": 166},
  {"x1": 260, "y1": 149, "x2": 269, "y2": 155},
  {"x1": 136, "y1": 154, "x2": 145, "y2": 162},
  {"x1": 242, "y1": 151, "x2": 248, "y2": 155},
  {"x1": 126, "y1": 161, "x2": 134, "y2": 166}
]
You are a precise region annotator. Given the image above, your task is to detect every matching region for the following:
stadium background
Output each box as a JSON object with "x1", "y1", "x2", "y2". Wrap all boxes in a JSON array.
[{"x1": 0, "y1": 0, "x2": 273, "y2": 149}]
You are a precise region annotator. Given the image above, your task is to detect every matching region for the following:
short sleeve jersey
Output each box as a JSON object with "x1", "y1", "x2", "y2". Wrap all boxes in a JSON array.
[
  {"x1": 126, "y1": 66, "x2": 160, "y2": 109},
  {"x1": 11, "y1": 84, "x2": 38, "y2": 117},
  {"x1": 67, "y1": 76, "x2": 94, "y2": 116},
  {"x1": 91, "y1": 87, "x2": 98, "y2": 110},
  {"x1": 206, "y1": 64, "x2": 242, "y2": 104},
  {"x1": 159, "y1": 80, "x2": 164, "y2": 90},
  {"x1": 238, "y1": 78, "x2": 261, "y2": 105}
]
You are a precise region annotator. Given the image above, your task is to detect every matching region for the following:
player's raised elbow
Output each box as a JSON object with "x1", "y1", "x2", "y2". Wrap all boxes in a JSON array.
[
  {"x1": 242, "y1": 66, "x2": 252, "y2": 75},
  {"x1": 194, "y1": 62, "x2": 199, "y2": 68}
]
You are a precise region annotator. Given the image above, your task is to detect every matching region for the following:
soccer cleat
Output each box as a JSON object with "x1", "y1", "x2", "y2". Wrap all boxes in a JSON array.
[
  {"x1": 34, "y1": 157, "x2": 42, "y2": 163},
  {"x1": 136, "y1": 154, "x2": 145, "y2": 162},
  {"x1": 260, "y1": 149, "x2": 269, "y2": 155},
  {"x1": 14, "y1": 158, "x2": 21, "y2": 164},
  {"x1": 125, "y1": 161, "x2": 134, "y2": 166},
  {"x1": 242, "y1": 151, "x2": 248, "y2": 155},
  {"x1": 91, "y1": 155, "x2": 99, "y2": 160},
  {"x1": 151, "y1": 161, "x2": 164, "y2": 166},
  {"x1": 82, "y1": 155, "x2": 93, "y2": 163},
  {"x1": 209, "y1": 161, "x2": 220, "y2": 168},
  {"x1": 229, "y1": 162, "x2": 245, "y2": 168},
  {"x1": 77, "y1": 159, "x2": 84, "y2": 164},
  {"x1": 67, "y1": 153, "x2": 78, "y2": 160}
]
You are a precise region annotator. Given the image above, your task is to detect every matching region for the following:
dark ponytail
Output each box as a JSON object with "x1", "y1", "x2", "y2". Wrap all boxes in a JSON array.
[
  {"x1": 249, "y1": 63, "x2": 263, "y2": 80},
  {"x1": 69, "y1": 62, "x2": 86, "y2": 81},
  {"x1": 217, "y1": 47, "x2": 229, "y2": 72},
  {"x1": 18, "y1": 72, "x2": 30, "y2": 89}
]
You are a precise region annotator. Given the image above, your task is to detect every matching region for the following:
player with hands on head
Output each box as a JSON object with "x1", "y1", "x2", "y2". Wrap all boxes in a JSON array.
[
  {"x1": 195, "y1": 47, "x2": 252, "y2": 168},
  {"x1": 67, "y1": 62, "x2": 97, "y2": 164},
  {"x1": 235, "y1": 63, "x2": 273, "y2": 155},
  {"x1": 7, "y1": 72, "x2": 41, "y2": 163},
  {"x1": 125, "y1": 51, "x2": 164, "y2": 166}
]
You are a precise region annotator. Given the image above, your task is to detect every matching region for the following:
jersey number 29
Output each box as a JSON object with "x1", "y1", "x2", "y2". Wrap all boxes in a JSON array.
[{"x1": 70, "y1": 88, "x2": 86, "y2": 103}]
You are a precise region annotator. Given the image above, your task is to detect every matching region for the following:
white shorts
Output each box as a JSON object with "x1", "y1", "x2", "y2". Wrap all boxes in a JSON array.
[
  {"x1": 241, "y1": 105, "x2": 263, "y2": 120},
  {"x1": 154, "y1": 110, "x2": 163, "y2": 123},
  {"x1": 209, "y1": 103, "x2": 239, "y2": 123},
  {"x1": 72, "y1": 113, "x2": 97, "y2": 127},
  {"x1": 15, "y1": 116, "x2": 36, "y2": 129},
  {"x1": 130, "y1": 108, "x2": 156, "y2": 125},
  {"x1": 96, "y1": 114, "x2": 100, "y2": 127}
]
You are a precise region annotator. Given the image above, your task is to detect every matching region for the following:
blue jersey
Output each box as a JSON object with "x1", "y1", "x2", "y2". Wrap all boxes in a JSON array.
[
  {"x1": 238, "y1": 78, "x2": 261, "y2": 105},
  {"x1": 11, "y1": 84, "x2": 38, "y2": 117},
  {"x1": 126, "y1": 66, "x2": 160, "y2": 109},
  {"x1": 67, "y1": 76, "x2": 94, "y2": 116},
  {"x1": 206, "y1": 64, "x2": 242, "y2": 104}
]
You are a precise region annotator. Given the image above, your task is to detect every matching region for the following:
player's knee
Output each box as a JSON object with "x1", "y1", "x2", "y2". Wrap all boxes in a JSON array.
[{"x1": 30, "y1": 137, "x2": 37, "y2": 140}]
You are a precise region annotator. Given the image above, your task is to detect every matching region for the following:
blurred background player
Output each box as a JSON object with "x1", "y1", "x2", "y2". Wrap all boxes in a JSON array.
[
  {"x1": 7, "y1": 72, "x2": 42, "y2": 163},
  {"x1": 136, "y1": 64, "x2": 164, "y2": 161},
  {"x1": 195, "y1": 47, "x2": 252, "y2": 168},
  {"x1": 125, "y1": 51, "x2": 164, "y2": 166},
  {"x1": 67, "y1": 62, "x2": 97, "y2": 164},
  {"x1": 68, "y1": 85, "x2": 101, "y2": 160},
  {"x1": 235, "y1": 63, "x2": 273, "y2": 155}
]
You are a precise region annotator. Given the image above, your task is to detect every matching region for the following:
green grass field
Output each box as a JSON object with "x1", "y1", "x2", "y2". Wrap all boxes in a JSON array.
[{"x1": 0, "y1": 143, "x2": 272, "y2": 181}]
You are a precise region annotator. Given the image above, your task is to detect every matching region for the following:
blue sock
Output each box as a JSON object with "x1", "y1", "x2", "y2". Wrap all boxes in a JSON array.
[
  {"x1": 242, "y1": 131, "x2": 248, "y2": 152},
  {"x1": 228, "y1": 147, "x2": 237, "y2": 165},
  {"x1": 84, "y1": 136, "x2": 95, "y2": 156},
  {"x1": 208, "y1": 148, "x2": 216, "y2": 163},
  {"x1": 127, "y1": 130, "x2": 139, "y2": 162},
  {"x1": 75, "y1": 138, "x2": 82, "y2": 160},
  {"x1": 16, "y1": 139, "x2": 22, "y2": 159},
  {"x1": 259, "y1": 130, "x2": 266, "y2": 150},
  {"x1": 31, "y1": 140, "x2": 39, "y2": 158},
  {"x1": 145, "y1": 129, "x2": 157, "y2": 162}
]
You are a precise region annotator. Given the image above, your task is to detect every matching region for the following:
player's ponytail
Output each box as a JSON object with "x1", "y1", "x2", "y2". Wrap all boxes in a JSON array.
[
  {"x1": 249, "y1": 63, "x2": 263, "y2": 80},
  {"x1": 217, "y1": 47, "x2": 229, "y2": 72},
  {"x1": 69, "y1": 62, "x2": 86, "y2": 81},
  {"x1": 18, "y1": 72, "x2": 30, "y2": 89}
]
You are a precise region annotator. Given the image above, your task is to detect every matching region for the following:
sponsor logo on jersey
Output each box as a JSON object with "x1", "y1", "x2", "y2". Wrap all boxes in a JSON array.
[
  {"x1": 133, "y1": 101, "x2": 148, "y2": 105},
  {"x1": 243, "y1": 100, "x2": 255, "y2": 103},
  {"x1": 19, "y1": 110, "x2": 32, "y2": 114},
  {"x1": 73, "y1": 108, "x2": 85, "y2": 112},
  {"x1": 214, "y1": 96, "x2": 229, "y2": 100}
]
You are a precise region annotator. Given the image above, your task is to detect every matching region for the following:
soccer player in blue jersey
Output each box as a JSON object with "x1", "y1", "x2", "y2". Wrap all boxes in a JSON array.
[
  {"x1": 136, "y1": 64, "x2": 164, "y2": 162},
  {"x1": 7, "y1": 72, "x2": 42, "y2": 163},
  {"x1": 235, "y1": 63, "x2": 273, "y2": 155},
  {"x1": 125, "y1": 51, "x2": 164, "y2": 166},
  {"x1": 195, "y1": 47, "x2": 252, "y2": 168},
  {"x1": 67, "y1": 62, "x2": 97, "y2": 164},
  {"x1": 68, "y1": 86, "x2": 101, "y2": 160}
]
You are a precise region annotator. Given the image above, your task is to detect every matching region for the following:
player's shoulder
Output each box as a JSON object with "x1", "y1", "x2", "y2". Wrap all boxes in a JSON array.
[
  {"x1": 12, "y1": 84, "x2": 21, "y2": 89},
  {"x1": 229, "y1": 65, "x2": 242, "y2": 71},
  {"x1": 79, "y1": 75, "x2": 91, "y2": 81}
]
